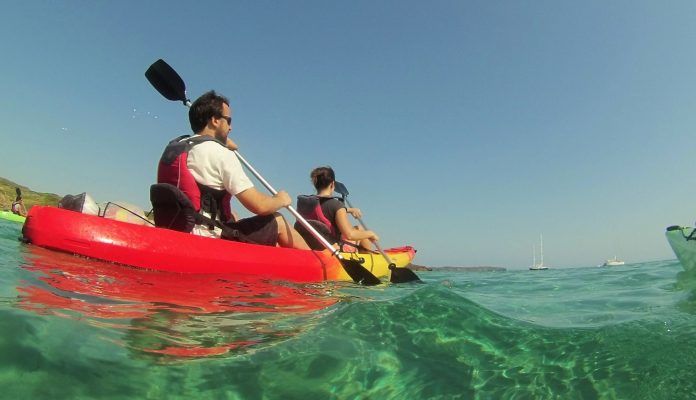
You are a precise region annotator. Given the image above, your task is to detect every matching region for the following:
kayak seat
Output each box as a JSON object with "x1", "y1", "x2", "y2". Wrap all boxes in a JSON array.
[
  {"x1": 150, "y1": 183, "x2": 196, "y2": 233},
  {"x1": 294, "y1": 220, "x2": 334, "y2": 250}
]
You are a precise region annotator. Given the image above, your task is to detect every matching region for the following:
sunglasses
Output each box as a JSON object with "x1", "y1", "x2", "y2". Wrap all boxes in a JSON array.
[{"x1": 218, "y1": 115, "x2": 231, "y2": 124}]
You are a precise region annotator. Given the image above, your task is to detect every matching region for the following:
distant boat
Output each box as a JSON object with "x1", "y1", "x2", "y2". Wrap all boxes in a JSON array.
[
  {"x1": 529, "y1": 234, "x2": 549, "y2": 270},
  {"x1": 601, "y1": 256, "x2": 625, "y2": 267}
]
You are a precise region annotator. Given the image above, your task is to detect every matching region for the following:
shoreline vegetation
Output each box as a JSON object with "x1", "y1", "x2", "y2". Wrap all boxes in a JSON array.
[{"x1": 0, "y1": 176, "x2": 61, "y2": 212}]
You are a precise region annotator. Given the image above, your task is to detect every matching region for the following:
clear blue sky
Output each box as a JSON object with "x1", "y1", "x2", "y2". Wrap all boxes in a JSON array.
[{"x1": 1, "y1": 1, "x2": 695, "y2": 269}]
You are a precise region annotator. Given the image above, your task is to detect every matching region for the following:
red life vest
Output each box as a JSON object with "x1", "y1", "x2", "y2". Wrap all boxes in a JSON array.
[
  {"x1": 296, "y1": 195, "x2": 342, "y2": 242},
  {"x1": 157, "y1": 135, "x2": 234, "y2": 223}
]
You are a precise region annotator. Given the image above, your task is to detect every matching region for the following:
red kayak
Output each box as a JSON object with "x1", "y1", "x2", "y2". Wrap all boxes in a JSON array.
[{"x1": 22, "y1": 206, "x2": 416, "y2": 283}]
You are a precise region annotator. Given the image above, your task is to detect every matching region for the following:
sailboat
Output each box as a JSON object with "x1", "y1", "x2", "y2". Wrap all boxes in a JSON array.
[
  {"x1": 601, "y1": 256, "x2": 625, "y2": 267},
  {"x1": 529, "y1": 234, "x2": 549, "y2": 270}
]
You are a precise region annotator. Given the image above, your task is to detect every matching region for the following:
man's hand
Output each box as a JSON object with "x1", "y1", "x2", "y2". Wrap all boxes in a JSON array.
[
  {"x1": 273, "y1": 190, "x2": 292, "y2": 208},
  {"x1": 226, "y1": 138, "x2": 239, "y2": 151}
]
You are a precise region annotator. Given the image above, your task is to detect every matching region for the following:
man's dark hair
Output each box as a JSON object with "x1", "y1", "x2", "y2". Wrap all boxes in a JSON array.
[
  {"x1": 311, "y1": 166, "x2": 335, "y2": 190},
  {"x1": 189, "y1": 90, "x2": 229, "y2": 133}
]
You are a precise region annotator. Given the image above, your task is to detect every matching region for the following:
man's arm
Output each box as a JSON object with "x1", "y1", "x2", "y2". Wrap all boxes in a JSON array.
[{"x1": 235, "y1": 187, "x2": 291, "y2": 215}]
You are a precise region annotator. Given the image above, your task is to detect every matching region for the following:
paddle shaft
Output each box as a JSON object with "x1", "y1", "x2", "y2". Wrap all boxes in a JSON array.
[
  {"x1": 232, "y1": 150, "x2": 343, "y2": 256},
  {"x1": 336, "y1": 186, "x2": 420, "y2": 282},
  {"x1": 341, "y1": 197, "x2": 395, "y2": 266}
]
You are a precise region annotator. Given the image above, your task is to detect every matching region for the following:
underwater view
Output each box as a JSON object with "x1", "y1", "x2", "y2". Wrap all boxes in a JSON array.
[{"x1": 1, "y1": 219, "x2": 694, "y2": 399}]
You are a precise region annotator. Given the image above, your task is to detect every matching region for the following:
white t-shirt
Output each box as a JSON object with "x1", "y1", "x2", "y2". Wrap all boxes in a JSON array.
[{"x1": 186, "y1": 136, "x2": 254, "y2": 237}]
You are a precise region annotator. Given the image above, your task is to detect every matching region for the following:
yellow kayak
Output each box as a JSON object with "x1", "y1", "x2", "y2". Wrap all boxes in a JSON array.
[{"x1": 334, "y1": 246, "x2": 416, "y2": 281}]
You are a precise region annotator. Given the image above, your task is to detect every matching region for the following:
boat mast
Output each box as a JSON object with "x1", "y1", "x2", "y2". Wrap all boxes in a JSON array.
[
  {"x1": 532, "y1": 244, "x2": 536, "y2": 267},
  {"x1": 539, "y1": 234, "x2": 544, "y2": 267}
]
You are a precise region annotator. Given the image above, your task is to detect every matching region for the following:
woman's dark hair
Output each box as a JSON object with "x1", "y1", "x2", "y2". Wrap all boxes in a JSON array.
[
  {"x1": 311, "y1": 166, "x2": 335, "y2": 190},
  {"x1": 189, "y1": 90, "x2": 229, "y2": 133},
  {"x1": 15, "y1": 187, "x2": 22, "y2": 201}
]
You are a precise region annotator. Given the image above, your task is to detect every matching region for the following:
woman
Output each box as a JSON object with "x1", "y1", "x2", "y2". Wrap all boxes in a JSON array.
[
  {"x1": 296, "y1": 166, "x2": 378, "y2": 251},
  {"x1": 11, "y1": 188, "x2": 27, "y2": 217}
]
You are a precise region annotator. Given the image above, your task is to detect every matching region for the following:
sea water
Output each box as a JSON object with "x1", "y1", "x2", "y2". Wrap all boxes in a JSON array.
[{"x1": 0, "y1": 219, "x2": 694, "y2": 399}]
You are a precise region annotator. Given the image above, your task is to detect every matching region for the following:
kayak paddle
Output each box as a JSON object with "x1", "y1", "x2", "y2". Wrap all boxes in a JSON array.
[
  {"x1": 333, "y1": 181, "x2": 421, "y2": 283},
  {"x1": 145, "y1": 59, "x2": 381, "y2": 285}
]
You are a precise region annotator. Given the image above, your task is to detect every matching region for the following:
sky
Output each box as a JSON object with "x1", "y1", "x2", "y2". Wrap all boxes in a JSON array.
[{"x1": 1, "y1": 1, "x2": 696, "y2": 269}]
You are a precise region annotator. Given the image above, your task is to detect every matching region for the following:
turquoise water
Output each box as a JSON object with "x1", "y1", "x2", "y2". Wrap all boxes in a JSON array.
[{"x1": 1, "y1": 219, "x2": 695, "y2": 399}]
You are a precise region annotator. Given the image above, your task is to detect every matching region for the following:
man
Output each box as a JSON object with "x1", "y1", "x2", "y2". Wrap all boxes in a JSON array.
[{"x1": 157, "y1": 90, "x2": 309, "y2": 250}]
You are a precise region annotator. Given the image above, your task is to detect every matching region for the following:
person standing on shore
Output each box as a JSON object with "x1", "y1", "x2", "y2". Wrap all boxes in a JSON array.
[{"x1": 11, "y1": 188, "x2": 27, "y2": 217}]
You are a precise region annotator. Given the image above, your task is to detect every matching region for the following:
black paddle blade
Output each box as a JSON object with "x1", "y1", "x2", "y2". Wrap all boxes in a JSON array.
[
  {"x1": 389, "y1": 265, "x2": 422, "y2": 283},
  {"x1": 145, "y1": 59, "x2": 188, "y2": 104},
  {"x1": 334, "y1": 181, "x2": 349, "y2": 197},
  {"x1": 341, "y1": 259, "x2": 381, "y2": 286}
]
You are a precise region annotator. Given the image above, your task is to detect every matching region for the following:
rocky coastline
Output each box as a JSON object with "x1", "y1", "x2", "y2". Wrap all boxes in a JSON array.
[{"x1": 407, "y1": 263, "x2": 506, "y2": 272}]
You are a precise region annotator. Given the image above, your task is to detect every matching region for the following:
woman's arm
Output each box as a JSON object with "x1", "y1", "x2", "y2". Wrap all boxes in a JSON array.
[
  {"x1": 335, "y1": 208, "x2": 379, "y2": 242},
  {"x1": 346, "y1": 207, "x2": 362, "y2": 219}
]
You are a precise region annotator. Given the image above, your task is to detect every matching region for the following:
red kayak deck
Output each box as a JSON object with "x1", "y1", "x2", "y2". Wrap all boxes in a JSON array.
[{"x1": 22, "y1": 206, "x2": 415, "y2": 283}]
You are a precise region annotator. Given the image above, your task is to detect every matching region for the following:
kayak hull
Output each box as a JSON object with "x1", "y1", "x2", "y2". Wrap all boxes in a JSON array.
[
  {"x1": 666, "y1": 225, "x2": 696, "y2": 272},
  {"x1": 22, "y1": 206, "x2": 416, "y2": 282},
  {"x1": 0, "y1": 210, "x2": 26, "y2": 223}
]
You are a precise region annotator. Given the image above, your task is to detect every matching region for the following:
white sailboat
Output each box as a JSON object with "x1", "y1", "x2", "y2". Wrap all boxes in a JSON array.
[
  {"x1": 529, "y1": 234, "x2": 549, "y2": 270},
  {"x1": 601, "y1": 256, "x2": 625, "y2": 267}
]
